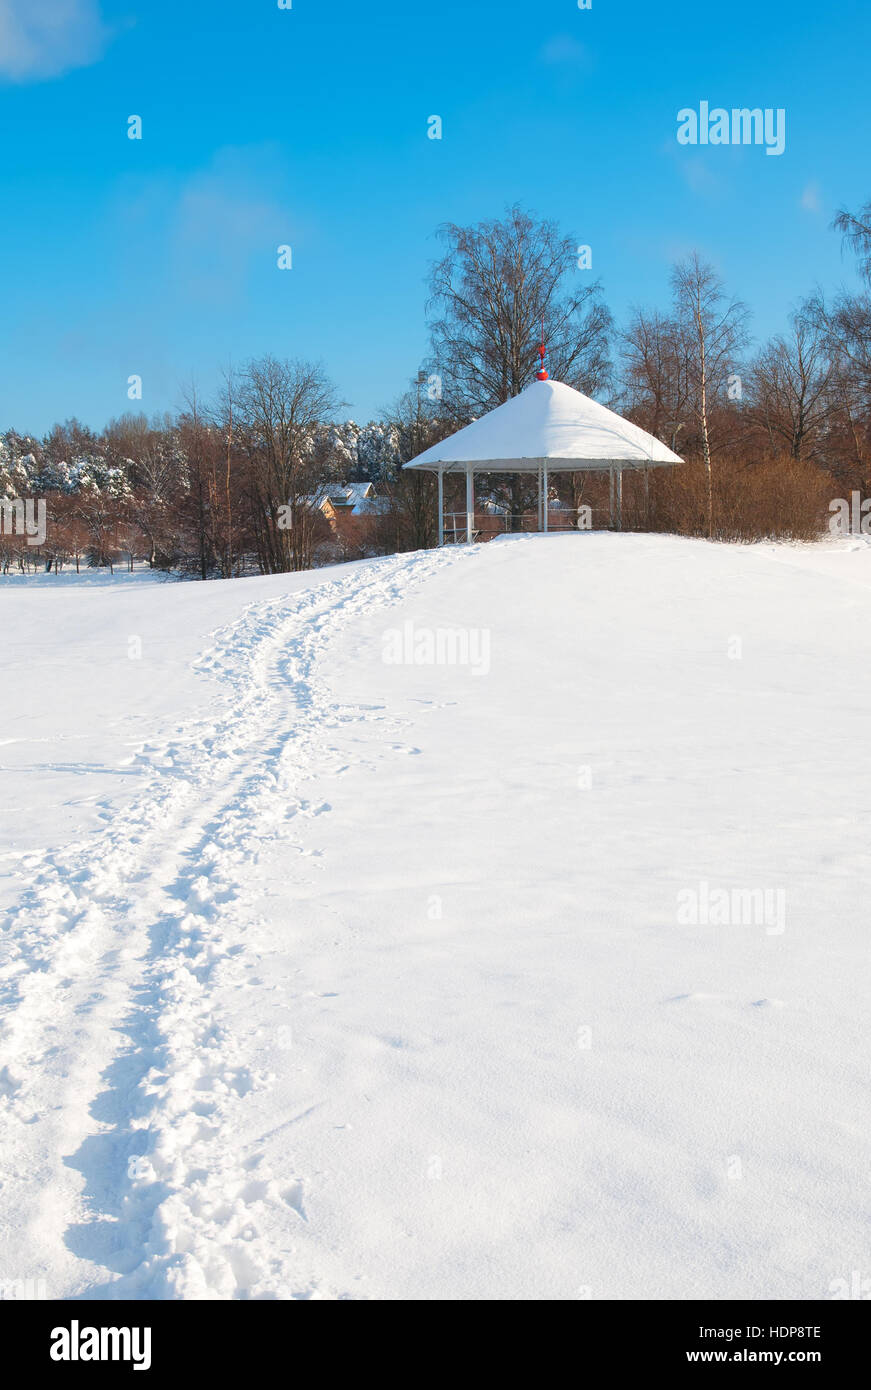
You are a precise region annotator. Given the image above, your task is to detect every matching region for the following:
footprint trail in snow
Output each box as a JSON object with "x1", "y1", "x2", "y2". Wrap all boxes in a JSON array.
[{"x1": 0, "y1": 547, "x2": 472, "y2": 1300}]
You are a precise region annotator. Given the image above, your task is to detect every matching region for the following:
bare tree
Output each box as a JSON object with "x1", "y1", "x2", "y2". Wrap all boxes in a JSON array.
[
  {"x1": 378, "y1": 383, "x2": 454, "y2": 550},
  {"x1": 178, "y1": 387, "x2": 219, "y2": 578},
  {"x1": 235, "y1": 356, "x2": 342, "y2": 572},
  {"x1": 219, "y1": 365, "x2": 236, "y2": 577},
  {"x1": 671, "y1": 254, "x2": 749, "y2": 536},
  {"x1": 621, "y1": 308, "x2": 692, "y2": 452},
  {"x1": 808, "y1": 202, "x2": 871, "y2": 416},
  {"x1": 747, "y1": 312, "x2": 834, "y2": 461},
  {"x1": 834, "y1": 201, "x2": 871, "y2": 284},
  {"x1": 427, "y1": 204, "x2": 612, "y2": 420}
]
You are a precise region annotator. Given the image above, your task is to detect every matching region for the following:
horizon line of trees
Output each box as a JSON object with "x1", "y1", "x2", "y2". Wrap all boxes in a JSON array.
[{"x1": 2, "y1": 199, "x2": 870, "y2": 576}]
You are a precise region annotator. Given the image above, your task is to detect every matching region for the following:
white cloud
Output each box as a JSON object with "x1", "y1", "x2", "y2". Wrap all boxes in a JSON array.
[
  {"x1": 0, "y1": 0, "x2": 109, "y2": 82},
  {"x1": 800, "y1": 181, "x2": 822, "y2": 213},
  {"x1": 170, "y1": 146, "x2": 295, "y2": 305},
  {"x1": 679, "y1": 156, "x2": 721, "y2": 197},
  {"x1": 110, "y1": 145, "x2": 299, "y2": 309},
  {"x1": 539, "y1": 35, "x2": 591, "y2": 69}
]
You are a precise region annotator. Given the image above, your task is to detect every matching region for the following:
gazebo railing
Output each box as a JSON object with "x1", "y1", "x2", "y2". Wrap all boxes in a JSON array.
[{"x1": 441, "y1": 509, "x2": 600, "y2": 542}]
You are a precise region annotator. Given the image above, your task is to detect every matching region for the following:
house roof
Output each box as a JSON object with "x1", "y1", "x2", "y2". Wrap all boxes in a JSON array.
[{"x1": 314, "y1": 482, "x2": 381, "y2": 516}]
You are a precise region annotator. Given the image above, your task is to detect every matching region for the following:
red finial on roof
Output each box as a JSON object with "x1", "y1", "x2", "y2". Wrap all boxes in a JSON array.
[{"x1": 536, "y1": 315, "x2": 549, "y2": 380}]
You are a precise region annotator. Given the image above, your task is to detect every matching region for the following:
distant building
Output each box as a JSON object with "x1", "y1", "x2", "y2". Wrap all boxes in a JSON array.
[
  {"x1": 316, "y1": 481, "x2": 380, "y2": 523},
  {"x1": 307, "y1": 481, "x2": 389, "y2": 557}
]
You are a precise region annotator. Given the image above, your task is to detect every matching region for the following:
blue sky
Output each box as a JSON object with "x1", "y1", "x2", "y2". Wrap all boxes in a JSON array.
[{"x1": 1, "y1": 0, "x2": 868, "y2": 433}]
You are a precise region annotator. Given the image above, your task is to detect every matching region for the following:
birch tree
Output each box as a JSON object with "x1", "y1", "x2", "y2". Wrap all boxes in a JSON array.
[{"x1": 671, "y1": 254, "x2": 749, "y2": 536}]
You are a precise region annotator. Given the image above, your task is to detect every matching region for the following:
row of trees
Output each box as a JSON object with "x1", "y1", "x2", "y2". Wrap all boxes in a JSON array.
[
  {"x1": 0, "y1": 389, "x2": 411, "y2": 575},
  {"x1": 2, "y1": 200, "x2": 870, "y2": 575}
]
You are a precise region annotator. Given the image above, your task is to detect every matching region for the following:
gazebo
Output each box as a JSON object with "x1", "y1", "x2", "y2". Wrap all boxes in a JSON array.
[{"x1": 404, "y1": 364, "x2": 683, "y2": 544}]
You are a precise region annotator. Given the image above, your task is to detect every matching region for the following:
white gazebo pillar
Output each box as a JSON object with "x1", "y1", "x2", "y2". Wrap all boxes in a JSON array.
[
  {"x1": 465, "y1": 465, "x2": 474, "y2": 544},
  {"x1": 609, "y1": 467, "x2": 615, "y2": 527},
  {"x1": 616, "y1": 468, "x2": 623, "y2": 531},
  {"x1": 437, "y1": 467, "x2": 444, "y2": 547},
  {"x1": 543, "y1": 461, "x2": 549, "y2": 532}
]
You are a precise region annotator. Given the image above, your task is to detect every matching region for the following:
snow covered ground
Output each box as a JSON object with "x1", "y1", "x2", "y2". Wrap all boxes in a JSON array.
[{"x1": 1, "y1": 533, "x2": 868, "y2": 1301}]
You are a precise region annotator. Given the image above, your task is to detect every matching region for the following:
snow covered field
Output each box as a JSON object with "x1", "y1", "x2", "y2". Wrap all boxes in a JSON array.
[{"x1": 1, "y1": 533, "x2": 868, "y2": 1301}]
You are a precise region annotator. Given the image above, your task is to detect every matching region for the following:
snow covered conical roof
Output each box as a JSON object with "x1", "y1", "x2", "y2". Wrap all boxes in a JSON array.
[{"x1": 405, "y1": 378, "x2": 683, "y2": 473}]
